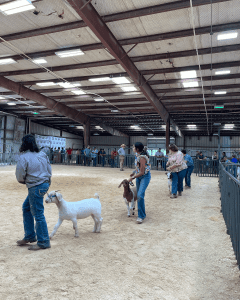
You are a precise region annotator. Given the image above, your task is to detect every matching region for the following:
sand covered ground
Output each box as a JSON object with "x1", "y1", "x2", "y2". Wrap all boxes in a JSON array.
[{"x1": 0, "y1": 165, "x2": 239, "y2": 300}]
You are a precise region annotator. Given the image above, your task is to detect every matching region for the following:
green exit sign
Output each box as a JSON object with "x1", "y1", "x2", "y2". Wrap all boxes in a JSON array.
[{"x1": 214, "y1": 105, "x2": 224, "y2": 109}]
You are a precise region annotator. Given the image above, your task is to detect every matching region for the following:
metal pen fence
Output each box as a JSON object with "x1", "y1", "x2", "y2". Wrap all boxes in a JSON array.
[
  {"x1": 219, "y1": 162, "x2": 240, "y2": 269},
  {"x1": 194, "y1": 159, "x2": 219, "y2": 177},
  {"x1": 48, "y1": 153, "x2": 169, "y2": 170}
]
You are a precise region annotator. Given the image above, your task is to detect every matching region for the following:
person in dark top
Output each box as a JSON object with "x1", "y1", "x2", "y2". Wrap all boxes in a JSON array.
[
  {"x1": 221, "y1": 152, "x2": 227, "y2": 162},
  {"x1": 198, "y1": 152, "x2": 204, "y2": 160}
]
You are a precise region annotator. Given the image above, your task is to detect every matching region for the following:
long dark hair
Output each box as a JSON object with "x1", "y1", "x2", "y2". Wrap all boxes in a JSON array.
[
  {"x1": 135, "y1": 142, "x2": 149, "y2": 157},
  {"x1": 19, "y1": 134, "x2": 39, "y2": 153}
]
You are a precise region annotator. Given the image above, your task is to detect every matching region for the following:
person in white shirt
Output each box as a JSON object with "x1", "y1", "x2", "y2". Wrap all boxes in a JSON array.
[
  {"x1": 155, "y1": 148, "x2": 164, "y2": 170},
  {"x1": 118, "y1": 144, "x2": 126, "y2": 171}
]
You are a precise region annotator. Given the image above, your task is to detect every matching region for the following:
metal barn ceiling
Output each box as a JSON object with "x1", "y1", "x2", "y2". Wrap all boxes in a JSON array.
[{"x1": 0, "y1": 0, "x2": 239, "y2": 137}]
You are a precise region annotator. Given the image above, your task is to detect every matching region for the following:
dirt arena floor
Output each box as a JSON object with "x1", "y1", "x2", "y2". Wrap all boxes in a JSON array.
[{"x1": 0, "y1": 165, "x2": 240, "y2": 300}]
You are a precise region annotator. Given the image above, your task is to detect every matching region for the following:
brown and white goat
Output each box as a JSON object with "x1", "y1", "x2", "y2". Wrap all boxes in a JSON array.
[{"x1": 118, "y1": 179, "x2": 137, "y2": 217}]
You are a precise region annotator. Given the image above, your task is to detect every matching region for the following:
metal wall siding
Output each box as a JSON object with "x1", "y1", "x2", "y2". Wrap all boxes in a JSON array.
[
  {"x1": 130, "y1": 136, "x2": 148, "y2": 146},
  {"x1": 90, "y1": 136, "x2": 129, "y2": 146},
  {"x1": 6, "y1": 116, "x2": 15, "y2": 131}
]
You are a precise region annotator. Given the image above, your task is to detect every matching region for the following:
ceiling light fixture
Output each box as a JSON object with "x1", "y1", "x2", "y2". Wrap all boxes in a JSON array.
[
  {"x1": 32, "y1": 111, "x2": 39, "y2": 115},
  {"x1": 58, "y1": 82, "x2": 81, "y2": 88},
  {"x1": 121, "y1": 86, "x2": 137, "y2": 92},
  {"x1": 0, "y1": 0, "x2": 35, "y2": 15},
  {"x1": 180, "y1": 70, "x2": 197, "y2": 79},
  {"x1": 7, "y1": 102, "x2": 16, "y2": 106},
  {"x1": 32, "y1": 58, "x2": 47, "y2": 64},
  {"x1": 71, "y1": 90, "x2": 86, "y2": 95},
  {"x1": 0, "y1": 58, "x2": 16, "y2": 65},
  {"x1": 93, "y1": 98, "x2": 104, "y2": 102},
  {"x1": 112, "y1": 77, "x2": 131, "y2": 84},
  {"x1": 89, "y1": 77, "x2": 111, "y2": 82},
  {"x1": 76, "y1": 126, "x2": 84, "y2": 130},
  {"x1": 0, "y1": 96, "x2": 6, "y2": 100},
  {"x1": 215, "y1": 70, "x2": 231, "y2": 75},
  {"x1": 111, "y1": 109, "x2": 119, "y2": 113},
  {"x1": 36, "y1": 82, "x2": 56, "y2": 86},
  {"x1": 183, "y1": 81, "x2": 199, "y2": 88},
  {"x1": 224, "y1": 124, "x2": 234, "y2": 129},
  {"x1": 148, "y1": 133, "x2": 154, "y2": 136},
  {"x1": 93, "y1": 133, "x2": 100, "y2": 136},
  {"x1": 55, "y1": 49, "x2": 84, "y2": 58},
  {"x1": 213, "y1": 123, "x2": 221, "y2": 126},
  {"x1": 187, "y1": 124, "x2": 197, "y2": 128},
  {"x1": 217, "y1": 31, "x2": 238, "y2": 40},
  {"x1": 214, "y1": 91, "x2": 227, "y2": 95}
]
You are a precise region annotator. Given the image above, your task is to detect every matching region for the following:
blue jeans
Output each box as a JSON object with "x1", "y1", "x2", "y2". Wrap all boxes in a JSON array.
[
  {"x1": 172, "y1": 169, "x2": 187, "y2": 195},
  {"x1": 22, "y1": 182, "x2": 50, "y2": 248},
  {"x1": 136, "y1": 172, "x2": 151, "y2": 219},
  {"x1": 101, "y1": 157, "x2": 105, "y2": 167},
  {"x1": 93, "y1": 157, "x2": 97, "y2": 166},
  {"x1": 185, "y1": 165, "x2": 194, "y2": 187}
]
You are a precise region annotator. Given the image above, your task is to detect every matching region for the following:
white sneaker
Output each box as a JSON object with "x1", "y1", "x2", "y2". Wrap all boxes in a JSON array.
[{"x1": 136, "y1": 218, "x2": 143, "y2": 224}]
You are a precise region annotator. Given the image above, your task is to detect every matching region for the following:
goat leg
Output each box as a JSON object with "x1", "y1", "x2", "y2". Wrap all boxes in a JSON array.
[
  {"x1": 50, "y1": 218, "x2": 63, "y2": 239},
  {"x1": 72, "y1": 218, "x2": 79, "y2": 237}
]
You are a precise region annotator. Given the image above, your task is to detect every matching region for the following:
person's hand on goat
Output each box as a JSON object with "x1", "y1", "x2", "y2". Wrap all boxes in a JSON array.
[{"x1": 166, "y1": 166, "x2": 172, "y2": 171}]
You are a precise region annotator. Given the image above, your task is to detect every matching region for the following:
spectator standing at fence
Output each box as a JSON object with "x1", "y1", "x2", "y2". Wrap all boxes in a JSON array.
[
  {"x1": 111, "y1": 148, "x2": 117, "y2": 168},
  {"x1": 212, "y1": 151, "x2": 218, "y2": 160},
  {"x1": 61, "y1": 147, "x2": 65, "y2": 163},
  {"x1": 181, "y1": 149, "x2": 194, "y2": 189},
  {"x1": 118, "y1": 144, "x2": 126, "y2": 171},
  {"x1": 166, "y1": 144, "x2": 187, "y2": 198},
  {"x1": 128, "y1": 142, "x2": 151, "y2": 224},
  {"x1": 198, "y1": 152, "x2": 204, "y2": 160},
  {"x1": 99, "y1": 148, "x2": 106, "y2": 167},
  {"x1": 220, "y1": 152, "x2": 227, "y2": 162},
  {"x1": 231, "y1": 154, "x2": 238, "y2": 163},
  {"x1": 91, "y1": 147, "x2": 98, "y2": 167},
  {"x1": 15, "y1": 135, "x2": 51, "y2": 251},
  {"x1": 66, "y1": 147, "x2": 72, "y2": 164},
  {"x1": 84, "y1": 145, "x2": 91, "y2": 166},
  {"x1": 144, "y1": 146, "x2": 150, "y2": 157},
  {"x1": 196, "y1": 151, "x2": 200, "y2": 159},
  {"x1": 155, "y1": 148, "x2": 164, "y2": 170},
  {"x1": 76, "y1": 149, "x2": 81, "y2": 165}
]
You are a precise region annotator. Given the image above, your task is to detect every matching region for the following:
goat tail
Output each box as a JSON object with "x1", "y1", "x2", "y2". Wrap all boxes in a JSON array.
[{"x1": 94, "y1": 193, "x2": 100, "y2": 200}]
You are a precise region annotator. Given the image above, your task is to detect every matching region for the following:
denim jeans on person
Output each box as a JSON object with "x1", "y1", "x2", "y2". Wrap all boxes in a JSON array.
[
  {"x1": 101, "y1": 157, "x2": 105, "y2": 167},
  {"x1": 93, "y1": 157, "x2": 97, "y2": 166},
  {"x1": 136, "y1": 171, "x2": 151, "y2": 219},
  {"x1": 185, "y1": 165, "x2": 194, "y2": 187},
  {"x1": 171, "y1": 169, "x2": 187, "y2": 195},
  {"x1": 22, "y1": 182, "x2": 50, "y2": 248}
]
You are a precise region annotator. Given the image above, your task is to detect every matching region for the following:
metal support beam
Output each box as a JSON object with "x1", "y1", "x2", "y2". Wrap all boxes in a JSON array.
[
  {"x1": 84, "y1": 119, "x2": 90, "y2": 147},
  {"x1": 66, "y1": 0, "x2": 182, "y2": 136},
  {"x1": 166, "y1": 118, "x2": 170, "y2": 151},
  {"x1": 0, "y1": 76, "x2": 128, "y2": 137},
  {"x1": 3, "y1": 44, "x2": 240, "y2": 77},
  {"x1": 0, "y1": 0, "x2": 230, "y2": 43},
  {"x1": 3, "y1": 116, "x2": 7, "y2": 153}
]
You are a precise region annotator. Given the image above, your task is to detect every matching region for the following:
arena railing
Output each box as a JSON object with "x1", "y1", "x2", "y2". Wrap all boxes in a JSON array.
[
  {"x1": 0, "y1": 152, "x2": 20, "y2": 165},
  {"x1": 222, "y1": 162, "x2": 240, "y2": 180},
  {"x1": 219, "y1": 162, "x2": 240, "y2": 269},
  {"x1": 194, "y1": 159, "x2": 219, "y2": 177},
  {"x1": 49, "y1": 153, "x2": 169, "y2": 170}
]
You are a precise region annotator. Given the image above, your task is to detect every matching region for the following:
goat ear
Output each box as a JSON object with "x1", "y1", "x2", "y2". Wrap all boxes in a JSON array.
[
  {"x1": 55, "y1": 192, "x2": 62, "y2": 202},
  {"x1": 118, "y1": 181, "x2": 123, "y2": 188}
]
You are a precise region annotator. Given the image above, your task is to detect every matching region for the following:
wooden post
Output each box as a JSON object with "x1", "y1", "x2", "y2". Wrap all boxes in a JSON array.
[
  {"x1": 166, "y1": 118, "x2": 170, "y2": 151},
  {"x1": 84, "y1": 119, "x2": 90, "y2": 148}
]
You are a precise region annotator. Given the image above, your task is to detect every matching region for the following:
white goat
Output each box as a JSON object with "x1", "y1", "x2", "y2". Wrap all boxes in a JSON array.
[
  {"x1": 118, "y1": 179, "x2": 137, "y2": 217},
  {"x1": 45, "y1": 191, "x2": 103, "y2": 238},
  {"x1": 165, "y1": 172, "x2": 172, "y2": 194}
]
